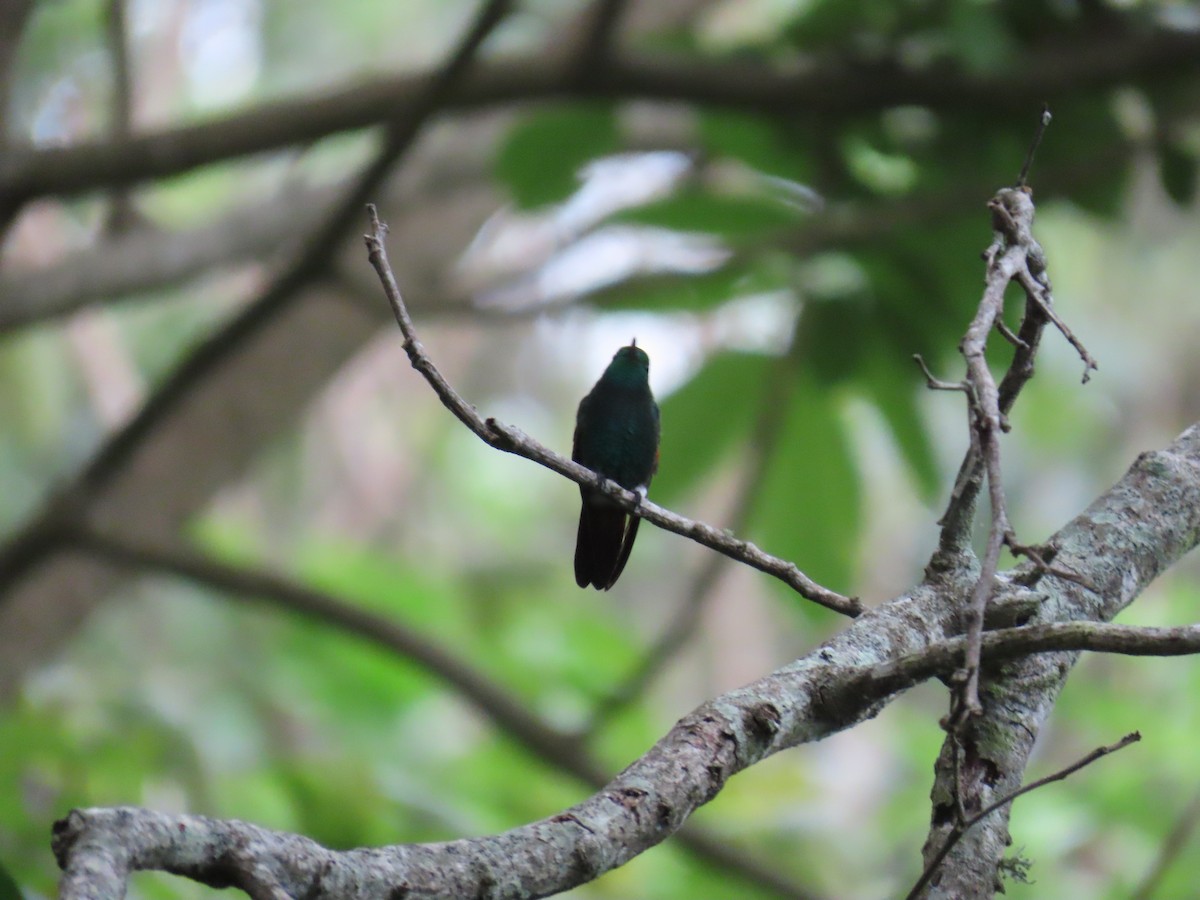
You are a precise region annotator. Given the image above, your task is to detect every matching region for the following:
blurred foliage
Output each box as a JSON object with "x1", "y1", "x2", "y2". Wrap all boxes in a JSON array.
[
  {"x1": 2, "y1": 0, "x2": 1200, "y2": 898},
  {"x1": 0, "y1": 857, "x2": 19, "y2": 900},
  {"x1": 496, "y1": 106, "x2": 621, "y2": 208}
]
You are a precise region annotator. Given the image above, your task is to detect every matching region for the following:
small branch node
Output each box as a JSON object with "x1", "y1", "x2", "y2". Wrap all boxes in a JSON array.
[
  {"x1": 1008, "y1": 540, "x2": 1101, "y2": 593},
  {"x1": 995, "y1": 319, "x2": 1028, "y2": 349},
  {"x1": 913, "y1": 354, "x2": 969, "y2": 393}
]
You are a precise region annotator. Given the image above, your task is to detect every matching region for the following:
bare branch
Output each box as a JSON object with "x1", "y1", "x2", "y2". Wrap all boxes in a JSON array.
[
  {"x1": 856, "y1": 621, "x2": 1200, "y2": 699},
  {"x1": 364, "y1": 204, "x2": 861, "y2": 617},
  {"x1": 1016, "y1": 105, "x2": 1052, "y2": 189},
  {"x1": 4, "y1": 25, "x2": 1200, "y2": 202},
  {"x1": 53, "y1": 528, "x2": 1200, "y2": 899},
  {"x1": 1013, "y1": 266, "x2": 1098, "y2": 381},
  {"x1": 934, "y1": 178, "x2": 1094, "y2": 735},
  {"x1": 913, "y1": 354, "x2": 971, "y2": 394},
  {"x1": 67, "y1": 526, "x2": 811, "y2": 898},
  {"x1": 52, "y1": 415, "x2": 1200, "y2": 896},
  {"x1": 77, "y1": 0, "x2": 513, "y2": 512},
  {"x1": 905, "y1": 732, "x2": 1140, "y2": 900},
  {"x1": 943, "y1": 187, "x2": 1033, "y2": 732}
]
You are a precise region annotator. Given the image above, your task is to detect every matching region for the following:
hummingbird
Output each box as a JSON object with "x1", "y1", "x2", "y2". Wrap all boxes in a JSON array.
[{"x1": 572, "y1": 341, "x2": 661, "y2": 590}]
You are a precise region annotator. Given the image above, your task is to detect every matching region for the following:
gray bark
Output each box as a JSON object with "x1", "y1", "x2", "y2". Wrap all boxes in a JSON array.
[{"x1": 53, "y1": 425, "x2": 1200, "y2": 898}]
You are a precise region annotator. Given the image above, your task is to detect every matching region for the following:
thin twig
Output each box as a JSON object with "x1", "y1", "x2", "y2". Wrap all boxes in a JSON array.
[
  {"x1": 940, "y1": 191, "x2": 1026, "y2": 731},
  {"x1": 912, "y1": 354, "x2": 971, "y2": 394},
  {"x1": 363, "y1": 205, "x2": 861, "y2": 617},
  {"x1": 904, "y1": 732, "x2": 1140, "y2": 900},
  {"x1": 994, "y1": 319, "x2": 1026, "y2": 349},
  {"x1": 855, "y1": 622, "x2": 1200, "y2": 700},
  {"x1": 1017, "y1": 105, "x2": 1053, "y2": 189},
  {"x1": 103, "y1": 0, "x2": 138, "y2": 234},
  {"x1": 914, "y1": 117, "x2": 1103, "y2": 856},
  {"x1": 1015, "y1": 267, "x2": 1098, "y2": 382},
  {"x1": 1008, "y1": 539, "x2": 1101, "y2": 593}
]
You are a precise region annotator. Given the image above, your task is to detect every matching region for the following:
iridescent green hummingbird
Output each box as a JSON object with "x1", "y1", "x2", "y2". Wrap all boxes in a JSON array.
[{"x1": 572, "y1": 341, "x2": 661, "y2": 590}]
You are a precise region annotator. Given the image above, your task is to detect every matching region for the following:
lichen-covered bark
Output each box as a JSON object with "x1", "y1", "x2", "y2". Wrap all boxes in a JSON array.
[
  {"x1": 922, "y1": 428, "x2": 1200, "y2": 898},
  {"x1": 55, "y1": 426, "x2": 1200, "y2": 899}
]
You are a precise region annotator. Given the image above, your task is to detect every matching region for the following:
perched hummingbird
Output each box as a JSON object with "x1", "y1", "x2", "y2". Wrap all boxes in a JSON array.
[{"x1": 572, "y1": 342, "x2": 661, "y2": 590}]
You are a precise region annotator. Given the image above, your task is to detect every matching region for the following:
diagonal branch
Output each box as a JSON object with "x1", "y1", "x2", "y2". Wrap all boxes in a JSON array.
[
  {"x1": 53, "y1": 425, "x2": 1200, "y2": 899},
  {"x1": 916, "y1": 420, "x2": 1200, "y2": 895},
  {"x1": 363, "y1": 204, "x2": 860, "y2": 617},
  {"x1": 68, "y1": 527, "x2": 594, "y2": 778},
  {"x1": 0, "y1": 0, "x2": 514, "y2": 636},
  {"x1": 80, "y1": 0, "x2": 513, "y2": 496},
  {"x1": 905, "y1": 732, "x2": 1141, "y2": 900},
  {"x1": 64, "y1": 527, "x2": 821, "y2": 898}
]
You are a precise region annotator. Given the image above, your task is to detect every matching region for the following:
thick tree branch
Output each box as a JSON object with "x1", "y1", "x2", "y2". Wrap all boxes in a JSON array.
[
  {"x1": 920, "y1": 425, "x2": 1200, "y2": 897},
  {"x1": 3, "y1": 24, "x2": 1199, "y2": 202},
  {"x1": 0, "y1": 6, "x2": 509, "y2": 702},
  {"x1": 0, "y1": 107, "x2": 1154, "y2": 334},
  {"x1": 65, "y1": 526, "x2": 811, "y2": 899},
  {"x1": 0, "y1": 0, "x2": 507, "y2": 570},
  {"x1": 54, "y1": 418, "x2": 1200, "y2": 897},
  {"x1": 80, "y1": 0, "x2": 511, "y2": 491},
  {"x1": 364, "y1": 204, "x2": 861, "y2": 617}
]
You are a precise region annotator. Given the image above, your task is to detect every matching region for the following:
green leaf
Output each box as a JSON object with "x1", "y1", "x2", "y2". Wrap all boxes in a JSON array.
[
  {"x1": 654, "y1": 352, "x2": 771, "y2": 504},
  {"x1": 794, "y1": 254, "x2": 942, "y2": 501},
  {"x1": 795, "y1": 296, "x2": 871, "y2": 384},
  {"x1": 616, "y1": 189, "x2": 804, "y2": 238},
  {"x1": 751, "y1": 372, "x2": 859, "y2": 593},
  {"x1": 1160, "y1": 141, "x2": 1198, "y2": 207},
  {"x1": 698, "y1": 111, "x2": 815, "y2": 186},
  {"x1": 1038, "y1": 98, "x2": 1129, "y2": 219},
  {"x1": 861, "y1": 336, "x2": 940, "y2": 501},
  {"x1": 494, "y1": 105, "x2": 619, "y2": 208},
  {"x1": 0, "y1": 856, "x2": 22, "y2": 900},
  {"x1": 946, "y1": 3, "x2": 1017, "y2": 74}
]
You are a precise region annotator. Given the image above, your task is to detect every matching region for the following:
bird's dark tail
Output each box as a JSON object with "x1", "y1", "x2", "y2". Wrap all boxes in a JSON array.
[{"x1": 574, "y1": 501, "x2": 637, "y2": 590}]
